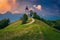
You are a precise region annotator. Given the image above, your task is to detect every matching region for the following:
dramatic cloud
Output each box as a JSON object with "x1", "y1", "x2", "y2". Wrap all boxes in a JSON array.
[
  {"x1": 0, "y1": 0, "x2": 17, "y2": 14},
  {"x1": 0, "y1": 0, "x2": 33, "y2": 14},
  {"x1": 33, "y1": 5, "x2": 42, "y2": 11},
  {"x1": 0, "y1": 0, "x2": 41, "y2": 14},
  {"x1": 0, "y1": 0, "x2": 10, "y2": 13}
]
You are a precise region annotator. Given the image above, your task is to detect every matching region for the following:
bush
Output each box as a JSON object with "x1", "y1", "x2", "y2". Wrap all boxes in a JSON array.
[
  {"x1": 0, "y1": 18, "x2": 10, "y2": 29},
  {"x1": 22, "y1": 14, "x2": 28, "y2": 24}
]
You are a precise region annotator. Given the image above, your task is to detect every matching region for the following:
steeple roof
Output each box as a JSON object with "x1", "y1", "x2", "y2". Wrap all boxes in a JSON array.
[{"x1": 25, "y1": 6, "x2": 29, "y2": 10}]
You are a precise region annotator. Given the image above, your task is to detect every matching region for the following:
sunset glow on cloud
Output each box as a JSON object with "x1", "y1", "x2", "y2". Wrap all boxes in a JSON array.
[
  {"x1": 0, "y1": 0, "x2": 42, "y2": 14},
  {"x1": 33, "y1": 5, "x2": 42, "y2": 11},
  {"x1": 0, "y1": 0, "x2": 33, "y2": 14},
  {"x1": 0, "y1": 0, "x2": 10, "y2": 13},
  {"x1": 0, "y1": 0, "x2": 17, "y2": 14}
]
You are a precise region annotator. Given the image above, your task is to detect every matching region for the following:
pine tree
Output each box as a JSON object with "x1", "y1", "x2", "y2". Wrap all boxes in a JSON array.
[{"x1": 22, "y1": 14, "x2": 28, "y2": 24}]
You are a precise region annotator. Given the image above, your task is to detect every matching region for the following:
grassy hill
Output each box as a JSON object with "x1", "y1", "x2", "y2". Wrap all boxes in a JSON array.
[{"x1": 0, "y1": 19, "x2": 60, "y2": 40}]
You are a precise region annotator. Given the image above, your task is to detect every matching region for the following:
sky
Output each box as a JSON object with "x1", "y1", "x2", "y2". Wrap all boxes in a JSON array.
[{"x1": 0, "y1": 0, "x2": 60, "y2": 20}]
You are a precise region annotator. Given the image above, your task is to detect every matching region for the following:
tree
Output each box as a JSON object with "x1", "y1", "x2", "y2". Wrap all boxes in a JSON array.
[
  {"x1": 33, "y1": 12, "x2": 41, "y2": 20},
  {"x1": 30, "y1": 10, "x2": 33, "y2": 17},
  {"x1": 22, "y1": 14, "x2": 28, "y2": 24}
]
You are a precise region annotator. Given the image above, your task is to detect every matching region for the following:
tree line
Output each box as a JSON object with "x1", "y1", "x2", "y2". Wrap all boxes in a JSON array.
[{"x1": 29, "y1": 10, "x2": 60, "y2": 30}]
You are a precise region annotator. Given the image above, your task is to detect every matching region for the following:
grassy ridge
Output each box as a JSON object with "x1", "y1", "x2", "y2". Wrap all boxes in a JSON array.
[{"x1": 0, "y1": 19, "x2": 60, "y2": 40}]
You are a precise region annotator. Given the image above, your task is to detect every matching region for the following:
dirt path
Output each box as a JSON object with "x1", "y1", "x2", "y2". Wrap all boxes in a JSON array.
[{"x1": 25, "y1": 18, "x2": 35, "y2": 25}]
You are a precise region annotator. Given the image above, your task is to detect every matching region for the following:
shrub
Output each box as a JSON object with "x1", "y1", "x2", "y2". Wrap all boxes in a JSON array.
[{"x1": 0, "y1": 18, "x2": 10, "y2": 29}]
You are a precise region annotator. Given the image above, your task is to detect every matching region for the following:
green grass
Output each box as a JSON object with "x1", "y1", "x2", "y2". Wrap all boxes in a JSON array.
[
  {"x1": 0, "y1": 19, "x2": 60, "y2": 40},
  {"x1": 38, "y1": 20, "x2": 60, "y2": 40}
]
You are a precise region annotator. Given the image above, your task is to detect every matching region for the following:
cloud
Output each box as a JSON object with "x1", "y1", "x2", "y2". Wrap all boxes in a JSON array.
[
  {"x1": 0, "y1": 0, "x2": 41, "y2": 14},
  {"x1": 0, "y1": 0, "x2": 10, "y2": 13},
  {"x1": 29, "y1": 7, "x2": 34, "y2": 11},
  {"x1": 0, "y1": 0, "x2": 33, "y2": 14},
  {"x1": 0, "y1": 0, "x2": 17, "y2": 14},
  {"x1": 33, "y1": 5, "x2": 42, "y2": 11}
]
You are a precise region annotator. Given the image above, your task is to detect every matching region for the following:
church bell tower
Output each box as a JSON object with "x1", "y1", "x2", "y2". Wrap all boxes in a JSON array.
[{"x1": 25, "y1": 6, "x2": 30, "y2": 16}]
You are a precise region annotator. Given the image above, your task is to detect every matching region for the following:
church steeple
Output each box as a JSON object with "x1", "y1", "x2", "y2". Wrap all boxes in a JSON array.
[
  {"x1": 25, "y1": 6, "x2": 30, "y2": 16},
  {"x1": 25, "y1": 6, "x2": 29, "y2": 11}
]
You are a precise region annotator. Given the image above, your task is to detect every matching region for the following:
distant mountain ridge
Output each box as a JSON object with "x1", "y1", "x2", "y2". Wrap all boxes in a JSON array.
[{"x1": 0, "y1": 11, "x2": 23, "y2": 22}]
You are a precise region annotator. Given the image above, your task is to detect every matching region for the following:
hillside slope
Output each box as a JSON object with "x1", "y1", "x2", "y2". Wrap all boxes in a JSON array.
[
  {"x1": 54, "y1": 20, "x2": 60, "y2": 25},
  {"x1": 0, "y1": 19, "x2": 60, "y2": 40}
]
